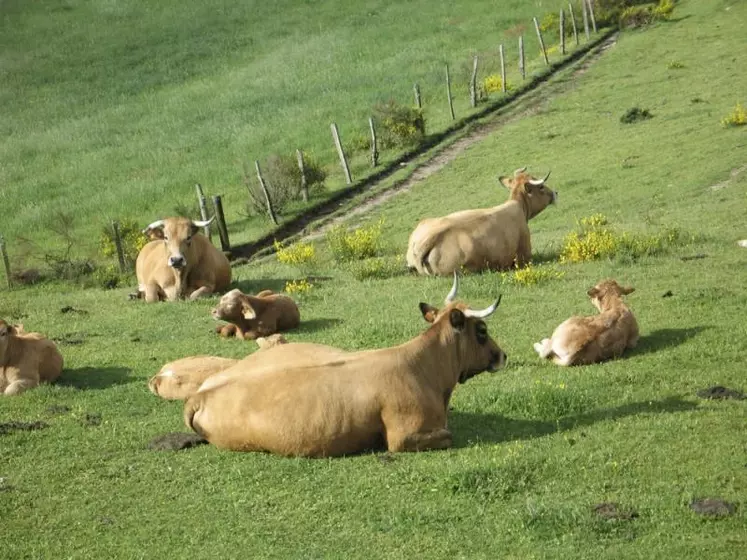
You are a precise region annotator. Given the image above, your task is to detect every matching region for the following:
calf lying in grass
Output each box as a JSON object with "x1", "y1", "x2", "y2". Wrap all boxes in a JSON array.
[
  {"x1": 213, "y1": 289, "x2": 300, "y2": 340},
  {"x1": 0, "y1": 320, "x2": 63, "y2": 396},
  {"x1": 148, "y1": 335, "x2": 288, "y2": 400},
  {"x1": 533, "y1": 279, "x2": 639, "y2": 366}
]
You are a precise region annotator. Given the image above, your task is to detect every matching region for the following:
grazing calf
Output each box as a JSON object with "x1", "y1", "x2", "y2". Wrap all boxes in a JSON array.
[
  {"x1": 0, "y1": 320, "x2": 63, "y2": 396},
  {"x1": 212, "y1": 289, "x2": 300, "y2": 340},
  {"x1": 135, "y1": 216, "x2": 231, "y2": 302},
  {"x1": 406, "y1": 167, "x2": 557, "y2": 275},
  {"x1": 184, "y1": 273, "x2": 507, "y2": 457},
  {"x1": 533, "y1": 279, "x2": 639, "y2": 366}
]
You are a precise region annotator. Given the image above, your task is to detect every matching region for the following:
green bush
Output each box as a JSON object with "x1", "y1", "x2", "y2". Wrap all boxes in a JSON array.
[
  {"x1": 592, "y1": 0, "x2": 676, "y2": 28},
  {"x1": 245, "y1": 153, "x2": 326, "y2": 216},
  {"x1": 99, "y1": 219, "x2": 148, "y2": 265},
  {"x1": 373, "y1": 99, "x2": 425, "y2": 149}
]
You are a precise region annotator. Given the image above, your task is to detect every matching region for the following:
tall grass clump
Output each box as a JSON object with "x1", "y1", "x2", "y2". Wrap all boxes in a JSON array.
[
  {"x1": 720, "y1": 103, "x2": 747, "y2": 128},
  {"x1": 326, "y1": 219, "x2": 384, "y2": 262},
  {"x1": 347, "y1": 255, "x2": 406, "y2": 281}
]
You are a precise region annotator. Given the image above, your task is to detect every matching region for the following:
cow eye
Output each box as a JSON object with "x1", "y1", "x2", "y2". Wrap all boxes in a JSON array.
[{"x1": 475, "y1": 322, "x2": 488, "y2": 345}]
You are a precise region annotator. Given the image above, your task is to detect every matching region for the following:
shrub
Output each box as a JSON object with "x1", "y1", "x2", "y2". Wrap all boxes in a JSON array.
[
  {"x1": 273, "y1": 240, "x2": 317, "y2": 275},
  {"x1": 539, "y1": 11, "x2": 574, "y2": 37},
  {"x1": 347, "y1": 255, "x2": 406, "y2": 281},
  {"x1": 620, "y1": 107, "x2": 653, "y2": 124},
  {"x1": 501, "y1": 263, "x2": 565, "y2": 286},
  {"x1": 326, "y1": 219, "x2": 384, "y2": 262},
  {"x1": 284, "y1": 278, "x2": 314, "y2": 295},
  {"x1": 99, "y1": 219, "x2": 148, "y2": 265},
  {"x1": 482, "y1": 74, "x2": 513, "y2": 94},
  {"x1": 593, "y1": 0, "x2": 676, "y2": 28},
  {"x1": 245, "y1": 153, "x2": 326, "y2": 216},
  {"x1": 721, "y1": 103, "x2": 747, "y2": 128},
  {"x1": 373, "y1": 100, "x2": 425, "y2": 149}
]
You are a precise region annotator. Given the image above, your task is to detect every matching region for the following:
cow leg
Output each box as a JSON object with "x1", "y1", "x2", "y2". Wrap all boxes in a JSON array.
[
  {"x1": 516, "y1": 236, "x2": 532, "y2": 268},
  {"x1": 144, "y1": 283, "x2": 162, "y2": 303},
  {"x1": 387, "y1": 428, "x2": 453, "y2": 453},
  {"x1": 4, "y1": 379, "x2": 38, "y2": 396},
  {"x1": 188, "y1": 286, "x2": 214, "y2": 300}
]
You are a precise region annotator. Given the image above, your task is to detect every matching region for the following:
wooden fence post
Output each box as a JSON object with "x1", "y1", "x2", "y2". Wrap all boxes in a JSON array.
[
  {"x1": 469, "y1": 55, "x2": 478, "y2": 108},
  {"x1": 413, "y1": 83, "x2": 422, "y2": 109},
  {"x1": 295, "y1": 149, "x2": 309, "y2": 203},
  {"x1": 582, "y1": 0, "x2": 590, "y2": 40},
  {"x1": 560, "y1": 9, "x2": 566, "y2": 55},
  {"x1": 195, "y1": 183, "x2": 212, "y2": 241},
  {"x1": 368, "y1": 117, "x2": 378, "y2": 167},
  {"x1": 445, "y1": 63, "x2": 455, "y2": 120},
  {"x1": 533, "y1": 17, "x2": 549, "y2": 65},
  {"x1": 569, "y1": 3, "x2": 579, "y2": 46},
  {"x1": 211, "y1": 195, "x2": 231, "y2": 252},
  {"x1": 254, "y1": 161, "x2": 279, "y2": 225},
  {"x1": 330, "y1": 123, "x2": 352, "y2": 185},
  {"x1": 111, "y1": 221, "x2": 127, "y2": 272},
  {"x1": 519, "y1": 35, "x2": 525, "y2": 80},
  {"x1": 587, "y1": 0, "x2": 597, "y2": 33},
  {"x1": 0, "y1": 236, "x2": 12, "y2": 289},
  {"x1": 499, "y1": 44, "x2": 507, "y2": 92}
]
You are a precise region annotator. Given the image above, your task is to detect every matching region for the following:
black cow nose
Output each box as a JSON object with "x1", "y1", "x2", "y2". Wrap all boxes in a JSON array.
[{"x1": 169, "y1": 256, "x2": 186, "y2": 268}]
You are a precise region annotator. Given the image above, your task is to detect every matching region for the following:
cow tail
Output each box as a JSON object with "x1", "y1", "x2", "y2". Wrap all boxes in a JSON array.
[{"x1": 417, "y1": 232, "x2": 439, "y2": 276}]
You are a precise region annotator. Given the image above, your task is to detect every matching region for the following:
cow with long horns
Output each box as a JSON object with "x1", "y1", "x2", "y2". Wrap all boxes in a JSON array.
[
  {"x1": 406, "y1": 167, "x2": 557, "y2": 275},
  {"x1": 135, "y1": 216, "x2": 231, "y2": 302},
  {"x1": 183, "y1": 273, "x2": 507, "y2": 457}
]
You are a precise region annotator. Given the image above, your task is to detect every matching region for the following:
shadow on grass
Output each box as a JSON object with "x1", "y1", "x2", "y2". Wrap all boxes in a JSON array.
[
  {"x1": 295, "y1": 318, "x2": 343, "y2": 334},
  {"x1": 450, "y1": 395, "x2": 698, "y2": 446},
  {"x1": 632, "y1": 326, "x2": 711, "y2": 356},
  {"x1": 57, "y1": 367, "x2": 134, "y2": 390}
]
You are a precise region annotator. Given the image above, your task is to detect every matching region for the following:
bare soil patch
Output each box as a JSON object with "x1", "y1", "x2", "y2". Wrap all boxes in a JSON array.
[{"x1": 147, "y1": 432, "x2": 208, "y2": 451}]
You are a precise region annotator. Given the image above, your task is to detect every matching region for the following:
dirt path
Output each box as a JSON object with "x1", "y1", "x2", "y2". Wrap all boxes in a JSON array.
[{"x1": 233, "y1": 32, "x2": 618, "y2": 259}]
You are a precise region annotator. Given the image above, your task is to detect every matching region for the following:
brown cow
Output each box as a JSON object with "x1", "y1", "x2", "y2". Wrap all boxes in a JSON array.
[
  {"x1": 213, "y1": 289, "x2": 300, "y2": 340},
  {"x1": 183, "y1": 273, "x2": 507, "y2": 457},
  {"x1": 0, "y1": 320, "x2": 63, "y2": 396},
  {"x1": 406, "y1": 167, "x2": 557, "y2": 275},
  {"x1": 148, "y1": 335, "x2": 290, "y2": 400},
  {"x1": 135, "y1": 216, "x2": 231, "y2": 302},
  {"x1": 533, "y1": 279, "x2": 639, "y2": 366}
]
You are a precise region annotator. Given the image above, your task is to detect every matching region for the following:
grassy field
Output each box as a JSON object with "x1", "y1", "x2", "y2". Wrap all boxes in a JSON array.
[
  {"x1": 1, "y1": 0, "x2": 580, "y2": 260},
  {"x1": 2, "y1": 0, "x2": 747, "y2": 558}
]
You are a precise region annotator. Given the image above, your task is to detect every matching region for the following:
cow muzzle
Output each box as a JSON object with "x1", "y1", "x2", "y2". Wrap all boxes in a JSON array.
[
  {"x1": 168, "y1": 255, "x2": 186, "y2": 269},
  {"x1": 487, "y1": 350, "x2": 507, "y2": 373},
  {"x1": 551, "y1": 191, "x2": 559, "y2": 204}
]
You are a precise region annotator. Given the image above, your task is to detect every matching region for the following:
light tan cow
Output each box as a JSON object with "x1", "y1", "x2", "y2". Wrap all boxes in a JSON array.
[
  {"x1": 533, "y1": 279, "x2": 639, "y2": 366},
  {"x1": 0, "y1": 320, "x2": 63, "y2": 396},
  {"x1": 135, "y1": 216, "x2": 231, "y2": 302},
  {"x1": 183, "y1": 274, "x2": 507, "y2": 457},
  {"x1": 148, "y1": 335, "x2": 290, "y2": 400},
  {"x1": 406, "y1": 167, "x2": 557, "y2": 275},
  {"x1": 213, "y1": 289, "x2": 300, "y2": 340}
]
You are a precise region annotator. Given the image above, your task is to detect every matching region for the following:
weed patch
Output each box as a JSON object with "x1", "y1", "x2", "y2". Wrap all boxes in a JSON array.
[
  {"x1": 620, "y1": 107, "x2": 653, "y2": 124},
  {"x1": 500, "y1": 262, "x2": 565, "y2": 286},
  {"x1": 720, "y1": 102, "x2": 746, "y2": 128},
  {"x1": 373, "y1": 99, "x2": 426, "y2": 148},
  {"x1": 284, "y1": 278, "x2": 314, "y2": 295},
  {"x1": 274, "y1": 240, "x2": 317, "y2": 275},
  {"x1": 326, "y1": 219, "x2": 384, "y2": 262},
  {"x1": 347, "y1": 255, "x2": 406, "y2": 281}
]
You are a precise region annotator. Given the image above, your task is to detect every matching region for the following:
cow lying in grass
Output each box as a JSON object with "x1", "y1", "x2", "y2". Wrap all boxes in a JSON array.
[
  {"x1": 0, "y1": 320, "x2": 63, "y2": 396},
  {"x1": 135, "y1": 216, "x2": 231, "y2": 302},
  {"x1": 184, "y1": 273, "x2": 507, "y2": 457},
  {"x1": 148, "y1": 335, "x2": 288, "y2": 400},
  {"x1": 533, "y1": 279, "x2": 639, "y2": 366},
  {"x1": 212, "y1": 289, "x2": 300, "y2": 340},
  {"x1": 406, "y1": 167, "x2": 557, "y2": 275}
]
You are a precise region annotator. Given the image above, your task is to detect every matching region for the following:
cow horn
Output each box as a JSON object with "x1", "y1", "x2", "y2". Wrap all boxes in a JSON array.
[
  {"x1": 143, "y1": 219, "x2": 165, "y2": 233},
  {"x1": 528, "y1": 170, "x2": 551, "y2": 186},
  {"x1": 514, "y1": 166, "x2": 527, "y2": 175},
  {"x1": 464, "y1": 295, "x2": 502, "y2": 319},
  {"x1": 445, "y1": 271, "x2": 459, "y2": 304},
  {"x1": 192, "y1": 216, "x2": 215, "y2": 228}
]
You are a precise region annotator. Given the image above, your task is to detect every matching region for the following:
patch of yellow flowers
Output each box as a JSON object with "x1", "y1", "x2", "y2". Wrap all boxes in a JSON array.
[
  {"x1": 274, "y1": 240, "x2": 316, "y2": 267},
  {"x1": 502, "y1": 263, "x2": 565, "y2": 286},
  {"x1": 721, "y1": 102, "x2": 747, "y2": 128},
  {"x1": 483, "y1": 74, "x2": 512, "y2": 94},
  {"x1": 284, "y1": 278, "x2": 314, "y2": 295},
  {"x1": 327, "y1": 219, "x2": 384, "y2": 262}
]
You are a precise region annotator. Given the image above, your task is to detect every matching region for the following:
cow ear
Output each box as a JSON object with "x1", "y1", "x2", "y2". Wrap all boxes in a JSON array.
[
  {"x1": 144, "y1": 227, "x2": 164, "y2": 240},
  {"x1": 419, "y1": 302, "x2": 439, "y2": 323},
  {"x1": 622, "y1": 286, "x2": 635, "y2": 295},
  {"x1": 498, "y1": 176, "x2": 512, "y2": 190},
  {"x1": 449, "y1": 309, "x2": 466, "y2": 331},
  {"x1": 587, "y1": 287, "x2": 600, "y2": 298},
  {"x1": 241, "y1": 300, "x2": 257, "y2": 320},
  {"x1": 190, "y1": 222, "x2": 200, "y2": 237},
  {"x1": 7, "y1": 324, "x2": 18, "y2": 335}
]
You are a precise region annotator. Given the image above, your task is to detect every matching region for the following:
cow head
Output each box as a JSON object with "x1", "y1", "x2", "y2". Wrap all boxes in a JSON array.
[
  {"x1": 0, "y1": 319, "x2": 19, "y2": 358},
  {"x1": 419, "y1": 273, "x2": 507, "y2": 383},
  {"x1": 499, "y1": 167, "x2": 557, "y2": 219},
  {"x1": 587, "y1": 279, "x2": 635, "y2": 312},
  {"x1": 143, "y1": 217, "x2": 214, "y2": 271},
  {"x1": 212, "y1": 289, "x2": 257, "y2": 322}
]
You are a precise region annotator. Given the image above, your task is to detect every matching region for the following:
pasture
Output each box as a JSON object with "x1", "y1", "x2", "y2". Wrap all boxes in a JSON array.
[{"x1": 1, "y1": 0, "x2": 747, "y2": 558}]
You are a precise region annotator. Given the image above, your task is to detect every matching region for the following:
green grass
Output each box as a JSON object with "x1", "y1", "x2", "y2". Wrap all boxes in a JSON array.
[
  {"x1": 2, "y1": 0, "x2": 747, "y2": 558},
  {"x1": 0, "y1": 0, "x2": 584, "y2": 263}
]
